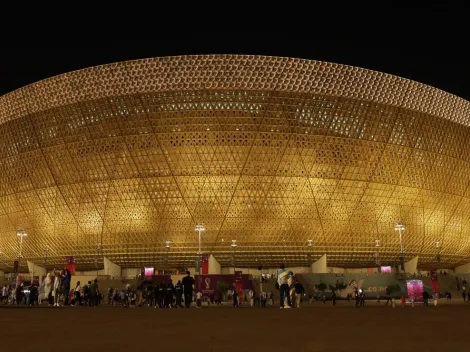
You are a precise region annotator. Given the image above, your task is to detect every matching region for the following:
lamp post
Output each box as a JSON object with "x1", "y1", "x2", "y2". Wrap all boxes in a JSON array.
[
  {"x1": 231, "y1": 240, "x2": 237, "y2": 274},
  {"x1": 307, "y1": 239, "x2": 313, "y2": 274},
  {"x1": 435, "y1": 241, "x2": 441, "y2": 264},
  {"x1": 394, "y1": 222, "x2": 405, "y2": 273},
  {"x1": 43, "y1": 246, "x2": 49, "y2": 267},
  {"x1": 195, "y1": 224, "x2": 205, "y2": 293},
  {"x1": 17, "y1": 230, "x2": 27, "y2": 259},
  {"x1": 16, "y1": 230, "x2": 27, "y2": 285},
  {"x1": 374, "y1": 240, "x2": 381, "y2": 266},
  {"x1": 165, "y1": 241, "x2": 170, "y2": 266}
]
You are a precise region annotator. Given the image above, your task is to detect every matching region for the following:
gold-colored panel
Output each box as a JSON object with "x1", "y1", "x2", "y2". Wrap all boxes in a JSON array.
[{"x1": 0, "y1": 55, "x2": 470, "y2": 270}]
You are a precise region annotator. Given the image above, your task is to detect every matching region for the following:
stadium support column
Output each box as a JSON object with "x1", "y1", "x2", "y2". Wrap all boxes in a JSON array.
[
  {"x1": 404, "y1": 256, "x2": 419, "y2": 275},
  {"x1": 104, "y1": 257, "x2": 121, "y2": 278},
  {"x1": 311, "y1": 254, "x2": 327, "y2": 273},
  {"x1": 208, "y1": 254, "x2": 221, "y2": 274}
]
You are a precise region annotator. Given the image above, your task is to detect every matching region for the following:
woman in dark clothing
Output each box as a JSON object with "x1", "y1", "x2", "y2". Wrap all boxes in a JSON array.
[
  {"x1": 63, "y1": 269, "x2": 71, "y2": 306},
  {"x1": 232, "y1": 288, "x2": 239, "y2": 307}
]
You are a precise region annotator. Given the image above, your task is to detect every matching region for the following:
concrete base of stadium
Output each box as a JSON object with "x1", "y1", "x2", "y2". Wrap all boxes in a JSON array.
[{"x1": 1, "y1": 301, "x2": 469, "y2": 351}]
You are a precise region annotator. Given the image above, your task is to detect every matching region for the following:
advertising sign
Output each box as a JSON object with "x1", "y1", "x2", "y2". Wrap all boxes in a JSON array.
[
  {"x1": 406, "y1": 280, "x2": 423, "y2": 303},
  {"x1": 380, "y1": 266, "x2": 392, "y2": 273},
  {"x1": 144, "y1": 267, "x2": 154, "y2": 277},
  {"x1": 195, "y1": 274, "x2": 253, "y2": 297}
]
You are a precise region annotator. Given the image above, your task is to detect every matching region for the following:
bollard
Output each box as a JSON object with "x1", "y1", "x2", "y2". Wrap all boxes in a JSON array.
[
  {"x1": 392, "y1": 298, "x2": 395, "y2": 308},
  {"x1": 411, "y1": 298, "x2": 414, "y2": 307},
  {"x1": 434, "y1": 298, "x2": 437, "y2": 306}
]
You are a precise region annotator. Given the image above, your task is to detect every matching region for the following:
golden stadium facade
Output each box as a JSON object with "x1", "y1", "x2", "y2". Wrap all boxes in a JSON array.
[{"x1": 1, "y1": 55, "x2": 470, "y2": 271}]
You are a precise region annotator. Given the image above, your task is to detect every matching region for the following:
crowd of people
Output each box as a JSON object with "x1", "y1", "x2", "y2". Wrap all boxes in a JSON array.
[{"x1": 2, "y1": 265, "x2": 468, "y2": 308}]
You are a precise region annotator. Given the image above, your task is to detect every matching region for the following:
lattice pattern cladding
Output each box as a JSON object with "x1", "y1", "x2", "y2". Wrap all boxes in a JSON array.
[{"x1": 0, "y1": 55, "x2": 470, "y2": 270}]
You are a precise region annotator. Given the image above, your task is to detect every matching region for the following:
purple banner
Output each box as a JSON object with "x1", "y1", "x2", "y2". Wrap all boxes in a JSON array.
[{"x1": 195, "y1": 274, "x2": 253, "y2": 297}]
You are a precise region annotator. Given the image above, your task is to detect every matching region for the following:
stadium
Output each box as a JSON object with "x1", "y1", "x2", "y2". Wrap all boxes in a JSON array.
[{"x1": 1, "y1": 54, "x2": 470, "y2": 272}]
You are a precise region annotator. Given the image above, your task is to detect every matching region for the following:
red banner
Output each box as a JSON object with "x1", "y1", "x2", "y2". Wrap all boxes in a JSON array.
[
  {"x1": 234, "y1": 282, "x2": 244, "y2": 302},
  {"x1": 66, "y1": 264, "x2": 76, "y2": 275},
  {"x1": 201, "y1": 255, "x2": 209, "y2": 275},
  {"x1": 431, "y1": 280, "x2": 440, "y2": 298}
]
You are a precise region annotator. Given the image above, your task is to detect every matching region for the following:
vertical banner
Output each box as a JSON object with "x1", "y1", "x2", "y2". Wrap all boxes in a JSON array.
[
  {"x1": 201, "y1": 254, "x2": 209, "y2": 275},
  {"x1": 65, "y1": 256, "x2": 76, "y2": 275},
  {"x1": 430, "y1": 268, "x2": 440, "y2": 298},
  {"x1": 234, "y1": 282, "x2": 243, "y2": 302},
  {"x1": 235, "y1": 271, "x2": 243, "y2": 282},
  {"x1": 13, "y1": 260, "x2": 19, "y2": 274}
]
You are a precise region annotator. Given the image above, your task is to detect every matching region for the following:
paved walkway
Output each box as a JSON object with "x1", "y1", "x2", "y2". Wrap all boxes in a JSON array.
[{"x1": 0, "y1": 302, "x2": 468, "y2": 351}]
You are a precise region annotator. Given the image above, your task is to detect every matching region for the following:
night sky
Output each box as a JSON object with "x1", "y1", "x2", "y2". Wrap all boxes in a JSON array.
[{"x1": 1, "y1": 4, "x2": 469, "y2": 100}]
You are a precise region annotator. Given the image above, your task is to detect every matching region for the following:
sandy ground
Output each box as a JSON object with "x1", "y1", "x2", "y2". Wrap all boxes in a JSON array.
[{"x1": 1, "y1": 300, "x2": 468, "y2": 351}]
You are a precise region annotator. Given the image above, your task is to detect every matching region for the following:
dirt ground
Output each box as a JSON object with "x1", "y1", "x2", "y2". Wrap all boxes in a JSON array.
[{"x1": 1, "y1": 301, "x2": 468, "y2": 351}]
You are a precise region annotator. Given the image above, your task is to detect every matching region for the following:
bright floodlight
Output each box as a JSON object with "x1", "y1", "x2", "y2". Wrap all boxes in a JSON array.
[
  {"x1": 195, "y1": 224, "x2": 205, "y2": 232},
  {"x1": 231, "y1": 240, "x2": 237, "y2": 248},
  {"x1": 17, "y1": 230, "x2": 27, "y2": 237},
  {"x1": 375, "y1": 240, "x2": 381, "y2": 247},
  {"x1": 165, "y1": 240, "x2": 171, "y2": 248},
  {"x1": 435, "y1": 241, "x2": 440, "y2": 248},
  {"x1": 307, "y1": 240, "x2": 313, "y2": 247},
  {"x1": 394, "y1": 222, "x2": 405, "y2": 232}
]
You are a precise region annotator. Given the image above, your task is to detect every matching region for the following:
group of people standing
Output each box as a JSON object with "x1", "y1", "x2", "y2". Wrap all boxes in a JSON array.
[
  {"x1": 43, "y1": 269, "x2": 72, "y2": 306},
  {"x1": 117, "y1": 271, "x2": 196, "y2": 308}
]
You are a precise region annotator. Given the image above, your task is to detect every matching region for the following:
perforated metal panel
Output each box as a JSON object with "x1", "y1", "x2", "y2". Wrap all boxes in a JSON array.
[{"x1": 0, "y1": 55, "x2": 469, "y2": 270}]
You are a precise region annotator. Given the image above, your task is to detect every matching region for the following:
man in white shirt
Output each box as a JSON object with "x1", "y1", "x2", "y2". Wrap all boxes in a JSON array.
[
  {"x1": 277, "y1": 264, "x2": 293, "y2": 309},
  {"x1": 248, "y1": 289, "x2": 254, "y2": 307}
]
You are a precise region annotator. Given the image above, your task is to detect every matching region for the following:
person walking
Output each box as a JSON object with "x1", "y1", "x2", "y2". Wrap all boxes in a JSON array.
[
  {"x1": 62, "y1": 269, "x2": 71, "y2": 306},
  {"x1": 260, "y1": 291, "x2": 267, "y2": 308},
  {"x1": 182, "y1": 271, "x2": 195, "y2": 308},
  {"x1": 360, "y1": 291, "x2": 366, "y2": 307},
  {"x1": 166, "y1": 280, "x2": 175, "y2": 308},
  {"x1": 332, "y1": 292, "x2": 337, "y2": 307},
  {"x1": 53, "y1": 271, "x2": 62, "y2": 306},
  {"x1": 195, "y1": 291, "x2": 202, "y2": 308},
  {"x1": 293, "y1": 279, "x2": 304, "y2": 308},
  {"x1": 73, "y1": 281, "x2": 81, "y2": 306},
  {"x1": 248, "y1": 289, "x2": 254, "y2": 307},
  {"x1": 232, "y1": 288, "x2": 239, "y2": 308},
  {"x1": 174, "y1": 280, "x2": 183, "y2": 308},
  {"x1": 423, "y1": 291, "x2": 429, "y2": 306},
  {"x1": 90, "y1": 279, "x2": 99, "y2": 307},
  {"x1": 385, "y1": 289, "x2": 392, "y2": 305},
  {"x1": 44, "y1": 273, "x2": 53, "y2": 306},
  {"x1": 276, "y1": 264, "x2": 292, "y2": 309}
]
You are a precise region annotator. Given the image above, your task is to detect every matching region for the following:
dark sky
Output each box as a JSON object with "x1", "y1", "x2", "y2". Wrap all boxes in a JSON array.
[{"x1": 1, "y1": 4, "x2": 469, "y2": 100}]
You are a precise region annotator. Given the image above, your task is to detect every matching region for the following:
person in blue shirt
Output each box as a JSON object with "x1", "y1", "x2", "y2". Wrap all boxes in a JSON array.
[{"x1": 277, "y1": 264, "x2": 293, "y2": 309}]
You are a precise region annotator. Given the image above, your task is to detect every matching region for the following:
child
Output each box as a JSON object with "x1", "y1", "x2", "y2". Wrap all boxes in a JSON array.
[{"x1": 196, "y1": 291, "x2": 202, "y2": 308}]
